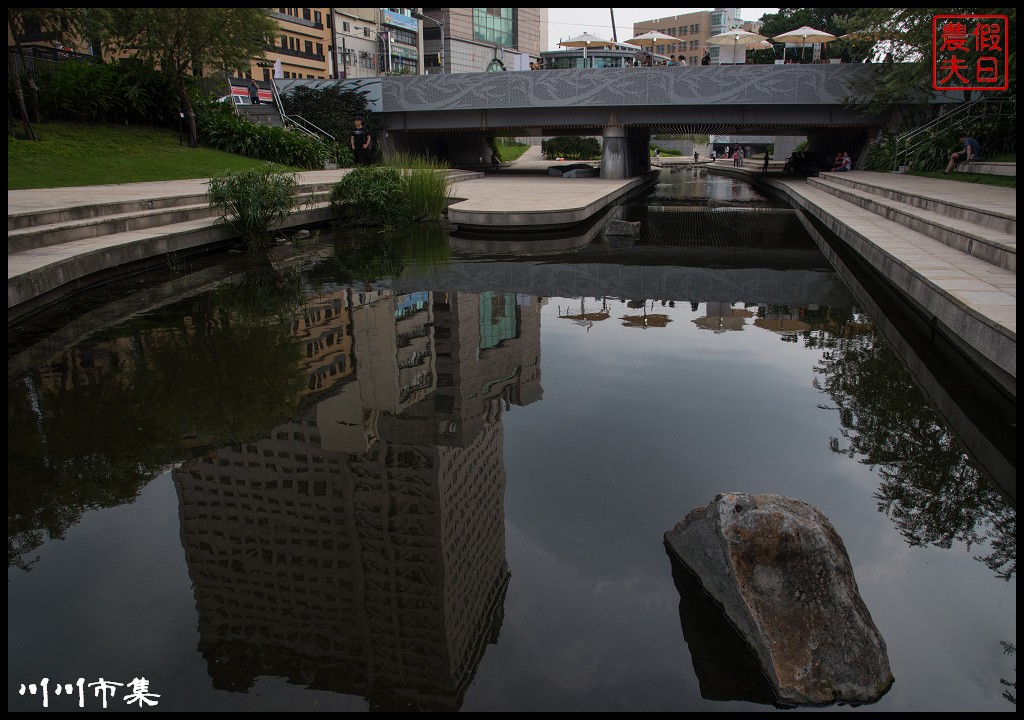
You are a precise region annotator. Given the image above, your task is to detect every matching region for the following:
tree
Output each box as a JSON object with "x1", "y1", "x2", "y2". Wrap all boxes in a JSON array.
[
  {"x1": 756, "y1": 8, "x2": 873, "y2": 64},
  {"x1": 7, "y1": 8, "x2": 110, "y2": 137},
  {"x1": 838, "y1": 8, "x2": 1016, "y2": 113},
  {"x1": 104, "y1": 8, "x2": 277, "y2": 148}
]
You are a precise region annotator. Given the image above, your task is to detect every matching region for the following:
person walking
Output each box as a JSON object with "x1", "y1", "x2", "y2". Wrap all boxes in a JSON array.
[
  {"x1": 701, "y1": 48, "x2": 711, "y2": 65},
  {"x1": 248, "y1": 79, "x2": 260, "y2": 105},
  {"x1": 350, "y1": 116, "x2": 372, "y2": 165},
  {"x1": 763, "y1": 152, "x2": 770, "y2": 173}
]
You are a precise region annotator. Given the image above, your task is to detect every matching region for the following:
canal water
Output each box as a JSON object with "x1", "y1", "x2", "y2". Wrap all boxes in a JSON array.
[{"x1": 7, "y1": 173, "x2": 1015, "y2": 712}]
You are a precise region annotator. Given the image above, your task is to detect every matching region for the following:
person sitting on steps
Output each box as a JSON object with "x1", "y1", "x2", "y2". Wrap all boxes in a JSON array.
[{"x1": 945, "y1": 134, "x2": 980, "y2": 174}]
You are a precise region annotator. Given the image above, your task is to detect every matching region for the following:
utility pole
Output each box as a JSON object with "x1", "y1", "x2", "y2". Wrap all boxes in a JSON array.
[{"x1": 610, "y1": 9, "x2": 618, "y2": 42}]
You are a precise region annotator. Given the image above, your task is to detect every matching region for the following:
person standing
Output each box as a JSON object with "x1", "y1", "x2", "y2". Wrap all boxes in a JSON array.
[
  {"x1": 350, "y1": 116, "x2": 372, "y2": 165},
  {"x1": 248, "y1": 79, "x2": 260, "y2": 105},
  {"x1": 701, "y1": 48, "x2": 711, "y2": 66},
  {"x1": 763, "y1": 152, "x2": 770, "y2": 173}
]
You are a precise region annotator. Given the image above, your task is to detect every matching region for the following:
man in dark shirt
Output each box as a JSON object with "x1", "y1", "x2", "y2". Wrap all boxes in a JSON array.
[
  {"x1": 945, "y1": 134, "x2": 980, "y2": 174},
  {"x1": 350, "y1": 117, "x2": 372, "y2": 165}
]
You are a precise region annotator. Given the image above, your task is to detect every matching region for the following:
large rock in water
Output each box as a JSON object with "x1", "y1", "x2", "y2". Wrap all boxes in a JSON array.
[{"x1": 664, "y1": 492, "x2": 894, "y2": 707}]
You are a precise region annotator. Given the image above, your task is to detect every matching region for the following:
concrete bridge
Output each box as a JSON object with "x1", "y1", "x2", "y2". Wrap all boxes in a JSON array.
[{"x1": 277, "y1": 65, "x2": 945, "y2": 178}]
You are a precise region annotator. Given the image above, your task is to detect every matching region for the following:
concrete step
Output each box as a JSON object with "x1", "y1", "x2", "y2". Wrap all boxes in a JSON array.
[
  {"x1": 9, "y1": 203, "x2": 219, "y2": 254},
  {"x1": 8, "y1": 198, "x2": 337, "y2": 322},
  {"x1": 807, "y1": 176, "x2": 1016, "y2": 272},
  {"x1": 813, "y1": 172, "x2": 1015, "y2": 236},
  {"x1": 238, "y1": 104, "x2": 284, "y2": 128},
  {"x1": 953, "y1": 161, "x2": 1016, "y2": 177},
  {"x1": 8, "y1": 183, "x2": 339, "y2": 254},
  {"x1": 771, "y1": 176, "x2": 1015, "y2": 396},
  {"x1": 7, "y1": 193, "x2": 209, "y2": 232}
]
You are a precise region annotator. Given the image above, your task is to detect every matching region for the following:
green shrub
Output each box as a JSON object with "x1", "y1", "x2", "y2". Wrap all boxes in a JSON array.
[
  {"x1": 541, "y1": 136, "x2": 601, "y2": 160},
  {"x1": 31, "y1": 57, "x2": 179, "y2": 127},
  {"x1": 330, "y1": 165, "x2": 409, "y2": 226},
  {"x1": 279, "y1": 85, "x2": 382, "y2": 166},
  {"x1": 862, "y1": 102, "x2": 1016, "y2": 172},
  {"x1": 331, "y1": 155, "x2": 453, "y2": 226},
  {"x1": 194, "y1": 99, "x2": 328, "y2": 169},
  {"x1": 207, "y1": 167, "x2": 299, "y2": 250}
]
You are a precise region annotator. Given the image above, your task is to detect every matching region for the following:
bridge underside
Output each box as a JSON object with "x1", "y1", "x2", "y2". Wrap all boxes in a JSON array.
[
  {"x1": 384, "y1": 109, "x2": 879, "y2": 178},
  {"x1": 280, "y1": 66, "x2": 922, "y2": 177}
]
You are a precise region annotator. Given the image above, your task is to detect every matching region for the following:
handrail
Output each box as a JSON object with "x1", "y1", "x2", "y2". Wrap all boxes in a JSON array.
[
  {"x1": 288, "y1": 114, "x2": 336, "y2": 143},
  {"x1": 270, "y1": 79, "x2": 338, "y2": 165},
  {"x1": 893, "y1": 96, "x2": 1012, "y2": 173},
  {"x1": 224, "y1": 71, "x2": 242, "y2": 119}
]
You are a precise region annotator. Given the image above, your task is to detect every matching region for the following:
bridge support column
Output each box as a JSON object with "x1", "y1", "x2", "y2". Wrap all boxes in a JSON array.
[{"x1": 601, "y1": 126, "x2": 650, "y2": 179}]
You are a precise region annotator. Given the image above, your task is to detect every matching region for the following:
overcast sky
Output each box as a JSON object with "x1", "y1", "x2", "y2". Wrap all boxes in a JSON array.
[{"x1": 545, "y1": 8, "x2": 780, "y2": 51}]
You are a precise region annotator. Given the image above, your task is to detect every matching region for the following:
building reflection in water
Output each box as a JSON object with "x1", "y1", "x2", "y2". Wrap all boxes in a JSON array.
[{"x1": 172, "y1": 288, "x2": 543, "y2": 710}]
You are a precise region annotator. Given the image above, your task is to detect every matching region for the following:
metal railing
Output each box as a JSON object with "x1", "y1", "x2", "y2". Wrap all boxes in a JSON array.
[
  {"x1": 892, "y1": 96, "x2": 1012, "y2": 173},
  {"x1": 285, "y1": 114, "x2": 336, "y2": 144},
  {"x1": 267, "y1": 80, "x2": 339, "y2": 165}
]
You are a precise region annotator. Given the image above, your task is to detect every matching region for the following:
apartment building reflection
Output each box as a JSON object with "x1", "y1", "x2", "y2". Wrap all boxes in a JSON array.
[{"x1": 173, "y1": 288, "x2": 543, "y2": 710}]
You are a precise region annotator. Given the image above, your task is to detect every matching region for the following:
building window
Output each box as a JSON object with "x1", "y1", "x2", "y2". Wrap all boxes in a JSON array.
[
  {"x1": 473, "y1": 7, "x2": 517, "y2": 48},
  {"x1": 316, "y1": 42, "x2": 322, "y2": 56},
  {"x1": 304, "y1": 40, "x2": 313, "y2": 54},
  {"x1": 314, "y1": 10, "x2": 321, "y2": 24},
  {"x1": 342, "y1": 21, "x2": 350, "y2": 32},
  {"x1": 302, "y1": 8, "x2": 311, "y2": 21}
]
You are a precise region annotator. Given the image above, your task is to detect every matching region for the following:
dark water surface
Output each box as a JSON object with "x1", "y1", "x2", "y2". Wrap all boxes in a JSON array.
[{"x1": 8, "y1": 173, "x2": 1015, "y2": 711}]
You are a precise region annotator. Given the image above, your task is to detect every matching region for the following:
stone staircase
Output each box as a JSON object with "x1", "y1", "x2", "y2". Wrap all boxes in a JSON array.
[
  {"x1": 7, "y1": 180, "x2": 340, "y2": 323},
  {"x1": 774, "y1": 170, "x2": 1015, "y2": 398},
  {"x1": 806, "y1": 172, "x2": 1015, "y2": 272},
  {"x1": 8, "y1": 169, "x2": 484, "y2": 323},
  {"x1": 237, "y1": 103, "x2": 285, "y2": 128}
]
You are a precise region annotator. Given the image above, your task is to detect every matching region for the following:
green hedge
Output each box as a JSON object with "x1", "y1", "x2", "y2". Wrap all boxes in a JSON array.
[
  {"x1": 27, "y1": 57, "x2": 179, "y2": 128},
  {"x1": 541, "y1": 136, "x2": 601, "y2": 160},
  {"x1": 194, "y1": 100, "x2": 329, "y2": 169}
]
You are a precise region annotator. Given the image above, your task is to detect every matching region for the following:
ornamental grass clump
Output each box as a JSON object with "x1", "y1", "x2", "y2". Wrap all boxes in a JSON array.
[
  {"x1": 207, "y1": 167, "x2": 299, "y2": 250},
  {"x1": 390, "y1": 152, "x2": 454, "y2": 221},
  {"x1": 330, "y1": 154, "x2": 453, "y2": 227}
]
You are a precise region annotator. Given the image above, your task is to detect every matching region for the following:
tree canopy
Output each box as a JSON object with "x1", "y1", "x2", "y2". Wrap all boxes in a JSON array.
[{"x1": 104, "y1": 8, "x2": 278, "y2": 147}]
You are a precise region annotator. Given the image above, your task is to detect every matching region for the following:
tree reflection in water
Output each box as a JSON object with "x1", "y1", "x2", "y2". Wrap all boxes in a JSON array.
[{"x1": 812, "y1": 323, "x2": 1015, "y2": 582}]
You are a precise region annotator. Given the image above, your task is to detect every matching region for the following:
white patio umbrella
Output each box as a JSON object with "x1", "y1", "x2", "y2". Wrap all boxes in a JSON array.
[
  {"x1": 558, "y1": 32, "x2": 615, "y2": 67},
  {"x1": 772, "y1": 26, "x2": 837, "y2": 62},
  {"x1": 625, "y1": 30, "x2": 682, "y2": 48},
  {"x1": 624, "y1": 30, "x2": 682, "y2": 62},
  {"x1": 705, "y1": 29, "x2": 770, "y2": 64}
]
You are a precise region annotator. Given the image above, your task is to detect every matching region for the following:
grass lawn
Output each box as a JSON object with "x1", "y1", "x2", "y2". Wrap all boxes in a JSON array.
[
  {"x1": 907, "y1": 169, "x2": 1015, "y2": 189},
  {"x1": 8, "y1": 123, "x2": 300, "y2": 190},
  {"x1": 495, "y1": 140, "x2": 529, "y2": 162}
]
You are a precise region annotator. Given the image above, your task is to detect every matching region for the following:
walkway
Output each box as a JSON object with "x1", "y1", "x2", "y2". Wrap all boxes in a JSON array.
[{"x1": 713, "y1": 165, "x2": 1015, "y2": 397}]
